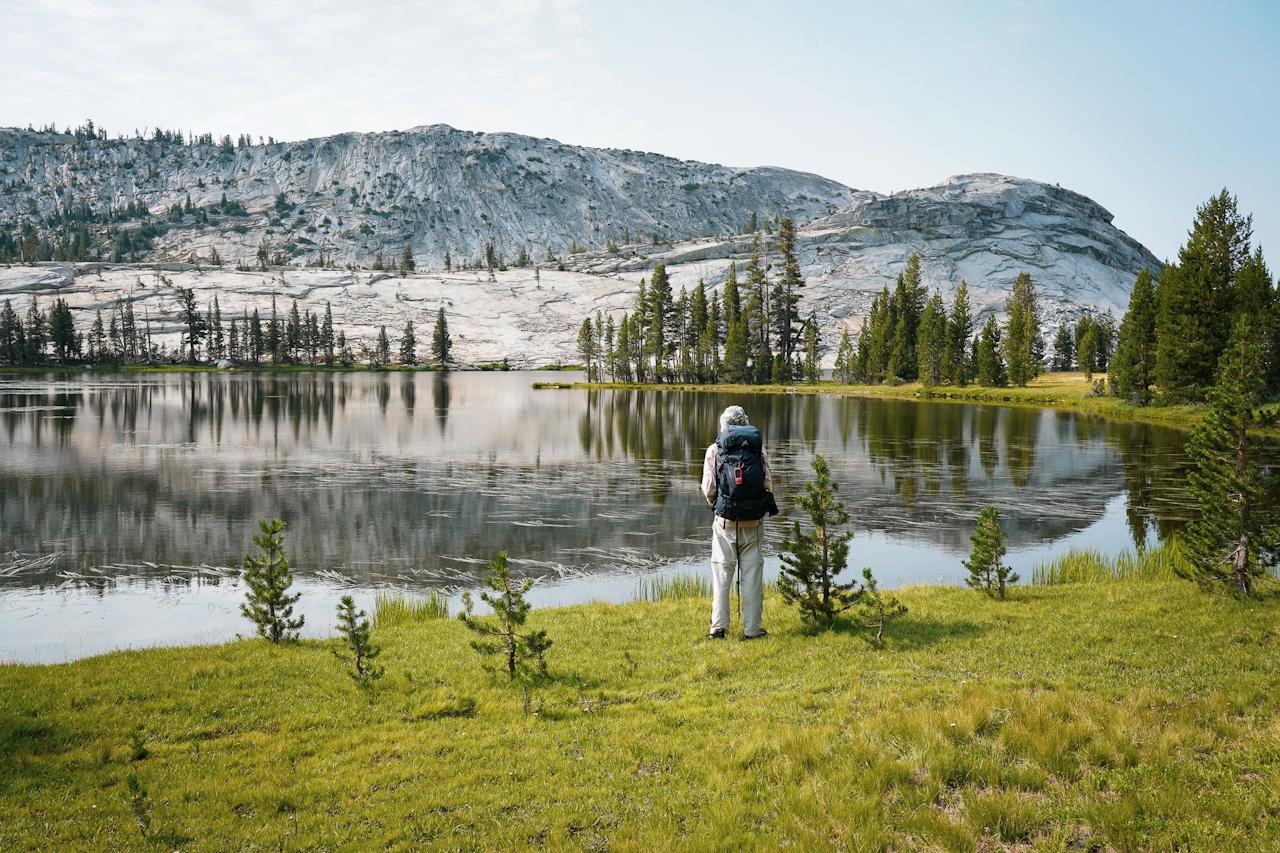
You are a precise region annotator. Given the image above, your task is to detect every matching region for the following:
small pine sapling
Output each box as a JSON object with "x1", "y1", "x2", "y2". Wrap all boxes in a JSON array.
[
  {"x1": 964, "y1": 505, "x2": 1017, "y2": 599},
  {"x1": 128, "y1": 726, "x2": 148, "y2": 761},
  {"x1": 459, "y1": 552, "x2": 551, "y2": 679},
  {"x1": 854, "y1": 568, "x2": 906, "y2": 647},
  {"x1": 778, "y1": 454, "x2": 859, "y2": 626},
  {"x1": 240, "y1": 518, "x2": 304, "y2": 642},
  {"x1": 334, "y1": 595, "x2": 384, "y2": 685},
  {"x1": 123, "y1": 772, "x2": 153, "y2": 838}
]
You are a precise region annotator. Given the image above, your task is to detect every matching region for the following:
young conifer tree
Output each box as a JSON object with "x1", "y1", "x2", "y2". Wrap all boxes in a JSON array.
[
  {"x1": 854, "y1": 567, "x2": 906, "y2": 647},
  {"x1": 240, "y1": 518, "x2": 304, "y2": 642},
  {"x1": 376, "y1": 326, "x2": 391, "y2": 367},
  {"x1": 778, "y1": 454, "x2": 858, "y2": 626},
  {"x1": 803, "y1": 312, "x2": 820, "y2": 383},
  {"x1": 433, "y1": 307, "x2": 451, "y2": 367},
  {"x1": 577, "y1": 317, "x2": 597, "y2": 381},
  {"x1": 1181, "y1": 316, "x2": 1277, "y2": 595},
  {"x1": 1003, "y1": 272, "x2": 1041, "y2": 386},
  {"x1": 334, "y1": 595, "x2": 383, "y2": 685},
  {"x1": 943, "y1": 281, "x2": 972, "y2": 386},
  {"x1": 834, "y1": 329, "x2": 856, "y2": 384},
  {"x1": 1109, "y1": 267, "x2": 1158, "y2": 404},
  {"x1": 1052, "y1": 323, "x2": 1075, "y2": 372},
  {"x1": 459, "y1": 552, "x2": 552, "y2": 678},
  {"x1": 975, "y1": 316, "x2": 1006, "y2": 387},
  {"x1": 963, "y1": 506, "x2": 1017, "y2": 599},
  {"x1": 399, "y1": 320, "x2": 417, "y2": 366},
  {"x1": 917, "y1": 290, "x2": 946, "y2": 386}
]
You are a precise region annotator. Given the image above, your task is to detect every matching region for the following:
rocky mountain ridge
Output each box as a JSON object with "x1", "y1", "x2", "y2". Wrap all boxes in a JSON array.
[
  {"x1": 0, "y1": 123, "x2": 1162, "y2": 365},
  {"x1": 0, "y1": 123, "x2": 850, "y2": 268}
]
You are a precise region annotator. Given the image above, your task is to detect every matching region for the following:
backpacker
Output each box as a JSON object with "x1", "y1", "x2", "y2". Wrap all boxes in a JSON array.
[{"x1": 714, "y1": 425, "x2": 768, "y2": 521}]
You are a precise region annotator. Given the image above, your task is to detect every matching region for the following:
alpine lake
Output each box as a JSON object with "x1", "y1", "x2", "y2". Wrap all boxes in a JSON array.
[{"x1": 0, "y1": 370, "x2": 1236, "y2": 663}]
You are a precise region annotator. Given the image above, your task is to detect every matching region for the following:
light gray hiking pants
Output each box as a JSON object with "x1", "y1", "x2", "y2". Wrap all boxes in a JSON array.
[{"x1": 709, "y1": 517, "x2": 764, "y2": 637}]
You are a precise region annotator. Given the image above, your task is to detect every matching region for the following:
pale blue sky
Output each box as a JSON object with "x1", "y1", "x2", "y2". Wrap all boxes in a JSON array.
[{"x1": 2, "y1": 0, "x2": 1276, "y2": 262}]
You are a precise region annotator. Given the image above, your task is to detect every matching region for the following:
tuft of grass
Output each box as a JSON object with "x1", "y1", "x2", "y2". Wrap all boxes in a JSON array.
[
  {"x1": 1031, "y1": 538, "x2": 1184, "y2": 585},
  {"x1": 372, "y1": 591, "x2": 449, "y2": 628},
  {"x1": 634, "y1": 571, "x2": 711, "y2": 601}
]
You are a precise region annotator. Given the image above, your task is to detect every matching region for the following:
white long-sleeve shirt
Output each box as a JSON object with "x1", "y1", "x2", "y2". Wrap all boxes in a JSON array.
[{"x1": 702, "y1": 442, "x2": 773, "y2": 525}]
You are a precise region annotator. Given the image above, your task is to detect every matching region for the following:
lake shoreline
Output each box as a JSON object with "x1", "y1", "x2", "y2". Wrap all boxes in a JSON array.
[{"x1": 551, "y1": 372, "x2": 1210, "y2": 430}]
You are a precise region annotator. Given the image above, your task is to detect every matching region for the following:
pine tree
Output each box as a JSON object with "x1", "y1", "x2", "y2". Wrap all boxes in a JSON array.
[
  {"x1": 249, "y1": 308, "x2": 263, "y2": 366},
  {"x1": 647, "y1": 264, "x2": 673, "y2": 380},
  {"x1": 778, "y1": 454, "x2": 858, "y2": 626},
  {"x1": 1076, "y1": 313, "x2": 1098, "y2": 379},
  {"x1": 458, "y1": 552, "x2": 552, "y2": 678},
  {"x1": 1155, "y1": 189, "x2": 1254, "y2": 402},
  {"x1": 433, "y1": 307, "x2": 452, "y2": 367},
  {"x1": 176, "y1": 287, "x2": 205, "y2": 364},
  {"x1": 266, "y1": 298, "x2": 280, "y2": 365},
  {"x1": 803, "y1": 312, "x2": 820, "y2": 383},
  {"x1": 24, "y1": 297, "x2": 46, "y2": 364},
  {"x1": 321, "y1": 303, "x2": 335, "y2": 366},
  {"x1": 577, "y1": 317, "x2": 597, "y2": 381},
  {"x1": 916, "y1": 290, "x2": 946, "y2": 386},
  {"x1": 89, "y1": 309, "x2": 106, "y2": 362},
  {"x1": 400, "y1": 244, "x2": 415, "y2": 275},
  {"x1": 834, "y1": 329, "x2": 856, "y2": 384},
  {"x1": 240, "y1": 519, "x2": 304, "y2": 643},
  {"x1": 1003, "y1": 272, "x2": 1041, "y2": 386},
  {"x1": 963, "y1": 506, "x2": 1017, "y2": 599},
  {"x1": 399, "y1": 319, "x2": 417, "y2": 366},
  {"x1": 723, "y1": 313, "x2": 750, "y2": 384},
  {"x1": 742, "y1": 236, "x2": 771, "y2": 383},
  {"x1": 1110, "y1": 268, "x2": 1158, "y2": 403},
  {"x1": 334, "y1": 595, "x2": 383, "y2": 684},
  {"x1": 376, "y1": 326, "x2": 391, "y2": 367},
  {"x1": 48, "y1": 297, "x2": 78, "y2": 364},
  {"x1": 854, "y1": 567, "x2": 907, "y2": 647},
  {"x1": 887, "y1": 254, "x2": 927, "y2": 382},
  {"x1": 228, "y1": 317, "x2": 240, "y2": 363},
  {"x1": 287, "y1": 301, "x2": 303, "y2": 364},
  {"x1": 1052, "y1": 323, "x2": 1075, "y2": 372},
  {"x1": 444, "y1": 248, "x2": 452, "y2": 271},
  {"x1": 771, "y1": 217, "x2": 804, "y2": 375},
  {"x1": 975, "y1": 316, "x2": 1006, "y2": 387},
  {"x1": 1181, "y1": 316, "x2": 1277, "y2": 595},
  {"x1": 208, "y1": 296, "x2": 224, "y2": 361}
]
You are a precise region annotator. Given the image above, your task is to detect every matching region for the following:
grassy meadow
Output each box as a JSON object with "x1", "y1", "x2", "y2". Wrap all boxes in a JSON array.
[
  {"x1": 568, "y1": 372, "x2": 1215, "y2": 431},
  {"x1": 4, "y1": 558, "x2": 1280, "y2": 852}
]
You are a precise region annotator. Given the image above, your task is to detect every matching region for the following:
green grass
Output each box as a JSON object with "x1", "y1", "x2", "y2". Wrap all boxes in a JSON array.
[
  {"x1": 373, "y1": 591, "x2": 450, "y2": 628},
  {"x1": 562, "y1": 372, "x2": 1217, "y2": 430},
  {"x1": 4, "y1": 571, "x2": 1280, "y2": 850},
  {"x1": 1031, "y1": 539, "x2": 1185, "y2": 585},
  {"x1": 634, "y1": 572, "x2": 711, "y2": 602}
]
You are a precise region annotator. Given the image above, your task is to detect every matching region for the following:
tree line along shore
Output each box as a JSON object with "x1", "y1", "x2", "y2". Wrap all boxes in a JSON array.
[{"x1": 574, "y1": 190, "x2": 1276, "y2": 412}]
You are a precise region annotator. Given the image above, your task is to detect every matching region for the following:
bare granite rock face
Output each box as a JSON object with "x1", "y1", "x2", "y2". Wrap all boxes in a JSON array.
[
  {"x1": 0, "y1": 120, "x2": 1160, "y2": 366},
  {"x1": 567, "y1": 173, "x2": 1162, "y2": 349},
  {"x1": 0, "y1": 124, "x2": 851, "y2": 268}
]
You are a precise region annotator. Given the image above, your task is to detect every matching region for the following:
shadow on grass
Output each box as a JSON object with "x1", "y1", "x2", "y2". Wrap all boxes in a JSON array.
[{"x1": 800, "y1": 616, "x2": 989, "y2": 650}]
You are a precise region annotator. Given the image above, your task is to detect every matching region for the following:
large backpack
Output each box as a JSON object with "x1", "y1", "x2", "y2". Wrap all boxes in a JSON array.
[{"x1": 714, "y1": 425, "x2": 768, "y2": 521}]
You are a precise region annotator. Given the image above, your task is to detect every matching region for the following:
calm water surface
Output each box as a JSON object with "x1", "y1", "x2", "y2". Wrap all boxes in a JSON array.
[{"x1": 1, "y1": 370, "x2": 1201, "y2": 662}]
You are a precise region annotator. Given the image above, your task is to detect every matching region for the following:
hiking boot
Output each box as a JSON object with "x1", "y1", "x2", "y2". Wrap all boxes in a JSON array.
[
  {"x1": 742, "y1": 629, "x2": 769, "y2": 641},
  {"x1": 705, "y1": 628, "x2": 727, "y2": 640}
]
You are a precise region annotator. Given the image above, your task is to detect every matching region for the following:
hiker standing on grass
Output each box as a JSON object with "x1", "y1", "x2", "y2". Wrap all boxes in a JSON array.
[{"x1": 702, "y1": 406, "x2": 778, "y2": 640}]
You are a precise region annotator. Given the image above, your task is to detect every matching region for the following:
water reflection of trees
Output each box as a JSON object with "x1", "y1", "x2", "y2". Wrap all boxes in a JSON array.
[{"x1": 8, "y1": 371, "x2": 1276, "y2": 589}]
